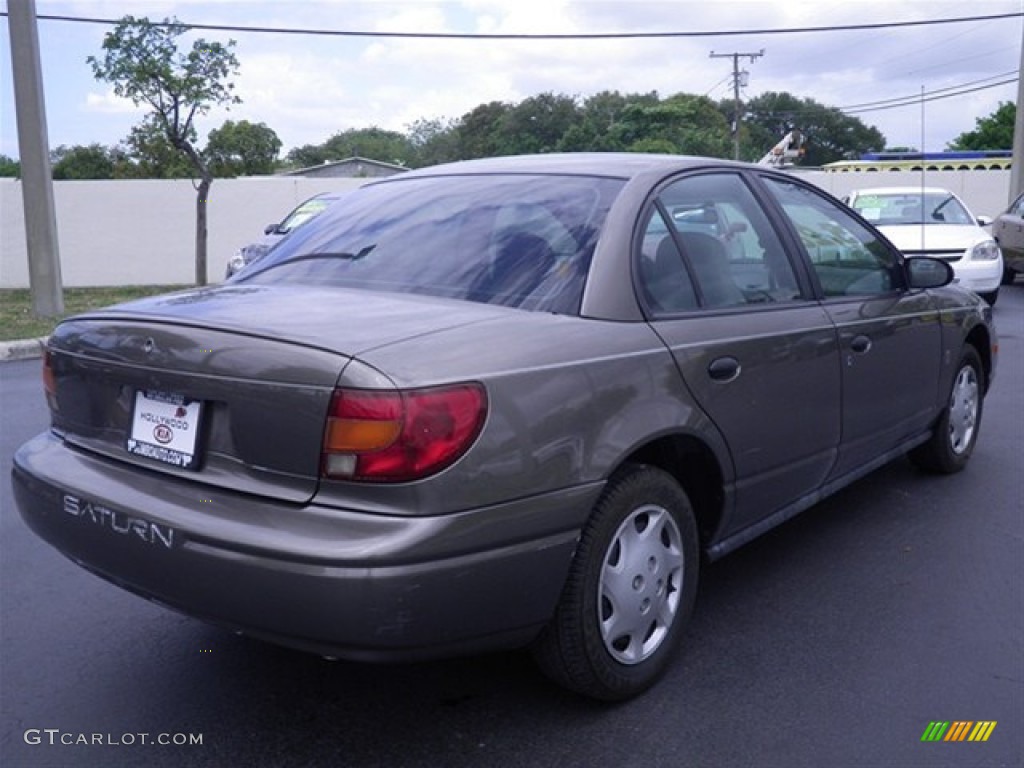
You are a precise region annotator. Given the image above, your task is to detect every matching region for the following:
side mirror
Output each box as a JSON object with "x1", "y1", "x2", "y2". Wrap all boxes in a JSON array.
[
  {"x1": 906, "y1": 256, "x2": 954, "y2": 290},
  {"x1": 264, "y1": 223, "x2": 279, "y2": 235},
  {"x1": 976, "y1": 215, "x2": 992, "y2": 227}
]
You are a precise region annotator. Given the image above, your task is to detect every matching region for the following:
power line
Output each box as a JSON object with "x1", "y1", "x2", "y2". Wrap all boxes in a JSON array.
[
  {"x1": 750, "y1": 75, "x2": 1017, "y2": 124},
  {"x1": 0, "y1": 10, "x2": 1019, "y2": 40},
  {"x1": 839, "y1": 71, "x2": 1019, "y2": 111},
  {"x1": 842, "y1": 77, "x2": 1018, "y2": 115}
]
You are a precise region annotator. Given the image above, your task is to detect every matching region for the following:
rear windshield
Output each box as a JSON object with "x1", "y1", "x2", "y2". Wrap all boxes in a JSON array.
[{"x1": 239, "y1": 174, "x2": 625, "y2": 314}]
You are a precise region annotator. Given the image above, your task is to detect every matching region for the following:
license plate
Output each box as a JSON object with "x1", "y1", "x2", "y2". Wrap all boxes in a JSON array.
[{"x1": 127, "y1": 390, "x2": 203, "y2": 469}]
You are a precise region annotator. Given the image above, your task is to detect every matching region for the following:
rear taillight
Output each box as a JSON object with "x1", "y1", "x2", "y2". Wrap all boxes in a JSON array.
[
  {"x1": 42, "y1": 348, "x2": 58, "y2": 412},
  {"x1": 322, "y1": 383, "x2": 487, "y2": 482}
]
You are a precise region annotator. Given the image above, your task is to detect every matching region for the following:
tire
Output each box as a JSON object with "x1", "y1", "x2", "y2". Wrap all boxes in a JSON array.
[
  {"x1": 1001, "y1": 265, "x2": 1016, "y2": 286},
  {"x1": 533, "y1": 464, "x2": 699, "y2": 701},
  {"x1": 979, "y1": 288, "x2": 998, "y2": 306},
  {"x1": 909, "y1": 346, "x2": 984, "y2": 474}
]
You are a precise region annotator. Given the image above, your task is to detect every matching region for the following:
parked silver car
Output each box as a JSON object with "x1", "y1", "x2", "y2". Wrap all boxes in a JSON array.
[
  {"x1": 225, "y1": 191, "x2": 345, "y2": 277},
  {"x1": 13, "y1": 154, "x2": 997, "y2": 701},
  {"x1": 992, "y1": 191, "x2": 1024, "y2": 284}
]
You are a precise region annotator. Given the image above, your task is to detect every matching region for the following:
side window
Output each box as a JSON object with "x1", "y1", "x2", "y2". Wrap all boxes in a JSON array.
[
  {"x1": 1013, "y1": 194, "x2": 1024, "y2": 218},
  {"x1": 637, "y1": 172, "x2": 803, "y2": 315},
  {"x1": 762, "y1": 176, "x2": 902, "y2": 298},
  {"x1": 638, "y1": 209, "x2": 698, "y2": 313}
]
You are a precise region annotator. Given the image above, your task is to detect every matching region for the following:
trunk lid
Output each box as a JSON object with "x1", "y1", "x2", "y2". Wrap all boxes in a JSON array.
[{"x1": 46, "y1": 285, "x2": 500, "y2": 502}]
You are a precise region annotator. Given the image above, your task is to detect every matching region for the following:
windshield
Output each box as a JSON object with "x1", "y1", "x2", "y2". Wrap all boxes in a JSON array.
[
  {"x1": 240, "y1": 174, "x2": 625, "y2": 314},
  {"x1": 850, "y1": 192, "x2": 974, "y2": 226},
  {"x1": 279, "y1": 198, "x2": 333, "y2": 233}
]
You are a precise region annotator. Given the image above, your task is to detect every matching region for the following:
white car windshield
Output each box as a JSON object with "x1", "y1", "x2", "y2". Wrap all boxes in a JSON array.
[{"x1": 851, "y1": 193, "x2": 974, "y2": 227}]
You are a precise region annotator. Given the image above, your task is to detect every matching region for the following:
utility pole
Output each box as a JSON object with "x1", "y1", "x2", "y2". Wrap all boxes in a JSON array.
[
  {"x1": 710, "y1": 49, "x2": 764, "y2": 161},
  {"x1": 1010, "y1": 33, "x2": 1023, "y2": 203},
  {"x1": 8, "y1": 0, "x2": 63, "y2": 316}
]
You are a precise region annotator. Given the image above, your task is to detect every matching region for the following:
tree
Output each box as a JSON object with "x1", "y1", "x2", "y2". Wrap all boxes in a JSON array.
[
  {"x1": 741, "y1": 92, "x2": 885, "y2": 165},
  {"x1": 948, "y1": 101, "x2": 1015, "y2": 150},
  {"x1": 88, "y1": 15, "x2": 241, "y2": 285},
  {"x1": 205, "y1": 119, "x2": 282, "y2": 177},
  {"x1": 0, "y1": 154, "x2": 22, "y2": 177},
  {"x1": 114, "y1": 116, "x2": 195, "y2": 179},
  {"x1": 50, "y1": 143, "x2": 115, "y2": 180},
  {"x1": 322, "y1": 127, "x2": 413, "y2": 166},
  {"x1": 455, "y1": 101, "x2": 513, "y2": 159},
  {"x1": 618, "y1": 94, "x2": 732, "y2": 157},
  {"x1": 496, "y1": 92, "x2": 582, "y2": 155},
  {"x1": 406, "y1": 117, "x2": 460, "y2": 168},
  {"x1": 557, "y1": 90, "x2": 660, "y2": 152}
]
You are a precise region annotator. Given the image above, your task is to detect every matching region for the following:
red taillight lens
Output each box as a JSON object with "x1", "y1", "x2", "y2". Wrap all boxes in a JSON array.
[
  {"x1": 42, "y1": 348, "x2": 58, "y2": 411},
  {"x1": 322, "y1": 383, "x2": 487, "y2": 482}
]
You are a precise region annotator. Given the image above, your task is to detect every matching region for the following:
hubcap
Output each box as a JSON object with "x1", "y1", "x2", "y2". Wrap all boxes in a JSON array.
[
  {"x1": 598, "y1": 504, "x2": 684, "y2": 665},
  {"x1": 948, "y1": 364, "x2": 979, "y2": 455}
]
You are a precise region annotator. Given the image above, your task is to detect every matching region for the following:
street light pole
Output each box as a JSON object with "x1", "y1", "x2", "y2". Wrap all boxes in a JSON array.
[{"x1": 710, "y1": 49, "x2": 764, "y2": 161}]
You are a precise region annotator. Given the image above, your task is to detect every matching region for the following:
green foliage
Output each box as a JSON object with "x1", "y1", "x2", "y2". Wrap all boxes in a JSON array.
[
  {"x1": 741, "y1": 92, "x2": 885, "y2": 165},
  {"x1": 557, "y1": 91, "x2": 660, "y2": 151},
  {"x1": 948, "y1": 101, "x2": 1015, "y2": 150},
  {"x1": 115, "y1": 116, "x2": 194, "y2": 178},
  {"x1": 205, "y1": 119, "x2": 282, "y2": 176},
  {"x1": 0, "y1": 154, "x2": 22, "y2": 177},
  {"x1": 406, "y1": 117, "x2": 461, "y2": 167},
  {"x1": 87, "y1": 16, "x2": 240, "y2": 161},
  {"x1": 619, "y1": 94, "x2": 732, "y2": 156},
  {"x1": 88, "y1": 15, "x2": 243, "y2": 285},
  {"x1": 454, "y1": 101, "x2": 513, "y2": 159},
  {"x1": 50, "y1": 143, "x2": 116, "y2": 180},
  {"x1": 497, "y1": 93, "x2": 582, "y2": 155},
  {"x1": 285, "y1": 127, "x2": 413, "y2": 169}
]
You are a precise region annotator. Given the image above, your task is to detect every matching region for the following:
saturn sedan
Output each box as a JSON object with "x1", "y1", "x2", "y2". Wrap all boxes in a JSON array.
[{"x1": 12, "y1": 154, "x2": 997, "y2": 701}]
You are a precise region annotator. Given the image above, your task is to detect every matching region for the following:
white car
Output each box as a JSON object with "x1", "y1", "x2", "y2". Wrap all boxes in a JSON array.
[{"x1": 845, "y1": 187, "x2": 1003, "y2": 304}]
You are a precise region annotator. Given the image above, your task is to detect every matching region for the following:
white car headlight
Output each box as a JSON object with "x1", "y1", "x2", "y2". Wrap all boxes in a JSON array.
[
  {"x1": 968, "y1": 239, "x2": 1001, "y2": 261},
  {"x1": 228, "y1": 251, "x2": 246, "y2": 272}
]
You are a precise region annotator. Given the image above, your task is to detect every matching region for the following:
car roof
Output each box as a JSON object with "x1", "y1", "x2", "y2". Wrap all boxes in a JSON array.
[{"x1": 367, "y1": 153, "x2": 748, "y2": 183}]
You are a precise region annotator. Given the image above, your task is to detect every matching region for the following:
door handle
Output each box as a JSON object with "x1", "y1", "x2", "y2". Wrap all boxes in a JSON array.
[
  {"x1": 708, "y1": 356, "x2": 741, "y2": 382},
  {"x1": 850, "y1": 335, "x2": 872, "y2": 354}
]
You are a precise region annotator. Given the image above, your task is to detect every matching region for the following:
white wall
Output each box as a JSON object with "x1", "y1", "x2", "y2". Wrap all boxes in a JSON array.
[
  {"x1": 0, "y1": 170, "x2": 1010, "y2": 289},
  {"x1": 1, "y1": 176, "x2": 367, "y2": 288}
]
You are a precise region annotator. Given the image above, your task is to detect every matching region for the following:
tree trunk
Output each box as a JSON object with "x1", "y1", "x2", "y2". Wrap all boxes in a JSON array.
[{"x1": 195, "y1": 176, "x2": 211, "y2": 286}]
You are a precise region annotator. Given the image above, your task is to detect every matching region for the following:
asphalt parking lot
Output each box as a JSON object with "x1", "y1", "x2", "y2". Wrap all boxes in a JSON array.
[{"x1": 1, "y1": 284, "x2": 1021, "y2": 768}]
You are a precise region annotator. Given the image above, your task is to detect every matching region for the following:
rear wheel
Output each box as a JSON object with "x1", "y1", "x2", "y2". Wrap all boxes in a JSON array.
[
  {"x1": 909, "y1": 346, "x2": 984, "y2": 474},
  {"x1": 533, "y1": 464, "x2": 699, "y2": 701}
]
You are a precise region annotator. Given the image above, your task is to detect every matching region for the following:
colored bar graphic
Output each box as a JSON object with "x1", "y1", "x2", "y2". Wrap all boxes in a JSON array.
[
  {"x1": 921, "y1": 722, "x2": 949, "y2": 741},
  {"x1": 969, "y1": 722, "x2": 997, "y2": 742},
  {"x1": 945, "y1": 722, "x2": 972, "y2": 741},
  {"x1": 921, "y1": 721, "x2": 996, "y2": 742}
]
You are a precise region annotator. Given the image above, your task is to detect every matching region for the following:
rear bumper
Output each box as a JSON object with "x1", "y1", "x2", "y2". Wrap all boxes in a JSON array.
[{"x1": 12, "y1": 431, "x2": 599, "y2": 660}]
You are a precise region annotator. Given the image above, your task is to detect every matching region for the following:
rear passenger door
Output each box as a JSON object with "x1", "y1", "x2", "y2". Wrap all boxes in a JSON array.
[
  {"x1": 758, "y1": 174, "x2": 943, "y2": 479},
  {"x1": 637, "y1": 171, "x2": 842, "y2": 535}
]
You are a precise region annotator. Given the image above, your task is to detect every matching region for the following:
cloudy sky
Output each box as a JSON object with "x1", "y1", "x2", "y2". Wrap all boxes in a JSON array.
[{"x1": 1, "y1": 0, "x2": 1021, "y2": 162}]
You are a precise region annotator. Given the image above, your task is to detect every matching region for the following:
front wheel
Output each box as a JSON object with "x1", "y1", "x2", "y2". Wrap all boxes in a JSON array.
[
  {"x1": 979, "y1": 288, "x2": 999, "y2": 306},
  {"x1": 533, "y1": 464, "x2": 699, "y2": 701},
  {"x1": 909, "y1": 346, "x2": 984, "y2": 474}
]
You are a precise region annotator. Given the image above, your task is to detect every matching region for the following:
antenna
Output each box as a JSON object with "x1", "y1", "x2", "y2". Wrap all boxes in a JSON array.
[{"x1": 920, "y1": 85, "x2": 926, "y2": 252}]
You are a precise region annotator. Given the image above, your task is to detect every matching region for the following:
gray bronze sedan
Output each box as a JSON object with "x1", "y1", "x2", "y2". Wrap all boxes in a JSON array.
[{"x1": 12, "y1": 154, "x2": 997, "y2": 701}]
